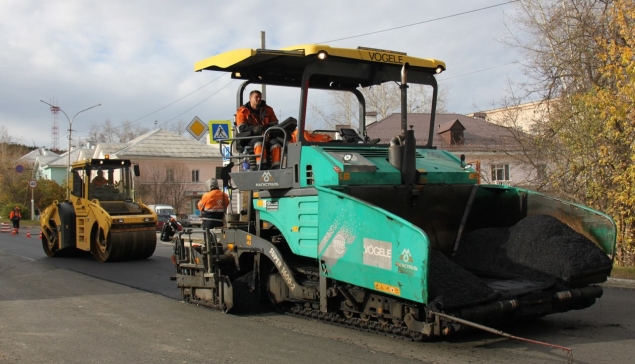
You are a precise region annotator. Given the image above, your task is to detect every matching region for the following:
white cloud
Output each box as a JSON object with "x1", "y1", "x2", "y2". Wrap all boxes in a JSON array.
[{"x1": 0, "y1": 0, "x2": 528, "y2": 148}]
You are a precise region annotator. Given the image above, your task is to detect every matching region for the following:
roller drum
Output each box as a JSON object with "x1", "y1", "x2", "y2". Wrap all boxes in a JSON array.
[{"x1": 92, "y1": 227, "x2": 157, "y2": 262}]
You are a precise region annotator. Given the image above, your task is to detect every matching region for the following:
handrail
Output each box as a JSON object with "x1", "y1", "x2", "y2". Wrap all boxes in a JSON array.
[{"x1": 218, "y1": 126, "x2": 288, "y2": 171}]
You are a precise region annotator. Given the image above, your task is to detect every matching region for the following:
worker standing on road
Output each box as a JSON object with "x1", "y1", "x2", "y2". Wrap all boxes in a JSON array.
[
  {"x1": 197, "y1": 178, "x2": 229, "y2": 230},
  {"x1": 9, "y1": 206, "x2": 22, "y2": 235},
  {"x1": 236, "y1": 90, "x2": 281, "y2": 169}
]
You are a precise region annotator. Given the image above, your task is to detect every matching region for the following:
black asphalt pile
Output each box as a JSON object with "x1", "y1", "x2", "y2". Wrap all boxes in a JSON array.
[
  {"x1": 452, "y1": 214, "x2": 611, "y2": 282},
  {"x1": 230, "y1": 271, "x2": 271, "y2": 315},
  {"x1": 506, "y1": 214, "x2": 611, "y2": 279},
  {"x1": 427, "y1": 249, "x2": 496, "y2": 310}
]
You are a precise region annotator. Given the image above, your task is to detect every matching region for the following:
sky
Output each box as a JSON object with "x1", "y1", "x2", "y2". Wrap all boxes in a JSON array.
[{"x1": 0, "y1": 0, "x2": 527, "y2": 149}]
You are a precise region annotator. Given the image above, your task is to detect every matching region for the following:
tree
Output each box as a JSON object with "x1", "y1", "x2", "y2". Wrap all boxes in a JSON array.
[
  {"x1": 118, "y1": 120, "x2": 151, "y2": 142},
  {"x1": 34, "y1": 179, "x2": 66, "y2": 210},
  {"x1": 502, "y1": 0, "x2": 611, "y2": 99},
  {"x1": 311, "y1": 91, "x2": 358, "y2": 129},
  {"x1": 137, "y1": 162, "x2": 198, "y2": 214},
  {"x1": 0, "y1": 130, "x2": 35, "y2": 211},
  {"x1": 485, "y1": 79, "x2": 554, "y2": 192},
  {"x1": 578, "y1": 0, "x2": 635, "y2": 265},
  {"x1": 87, "y1": 119, "x2": 150, "y2": 143},
  {"x1": 165, "y1": 120, "x2": 190, "y2": 137},
  {"x1": 311, "y1": 83, "x2": 449, "y2": 129},
  {"x1": 0, "y1": 130, "x2": 64, "y2": 216},
  {"x1": 504, "y1": 0, "x2": 635, "y2": 265}
]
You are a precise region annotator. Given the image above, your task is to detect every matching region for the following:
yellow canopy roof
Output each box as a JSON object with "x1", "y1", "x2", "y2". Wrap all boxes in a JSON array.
[{"x1": 195, "y1": 44, "x2": 445, "y2": 73}]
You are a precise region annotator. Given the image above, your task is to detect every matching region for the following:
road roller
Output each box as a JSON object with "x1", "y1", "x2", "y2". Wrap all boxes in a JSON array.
[{"x1": 40, "y1": 158, "x2": 157, "y2": 262}]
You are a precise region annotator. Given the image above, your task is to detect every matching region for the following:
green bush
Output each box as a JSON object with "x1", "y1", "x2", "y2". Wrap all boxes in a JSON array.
[{"x1": 2, "y1": 203, "x2": 30, "y2": 220}]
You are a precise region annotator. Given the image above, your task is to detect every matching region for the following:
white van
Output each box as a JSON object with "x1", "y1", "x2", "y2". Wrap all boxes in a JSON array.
[{"x1": 147, "y1": 204, "x2": 176, "y2": 219}]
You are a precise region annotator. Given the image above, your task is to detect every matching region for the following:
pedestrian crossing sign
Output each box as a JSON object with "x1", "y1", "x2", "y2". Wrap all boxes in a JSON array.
[{"x1": 209, "y1": 120, "x2": 232, "y2": 144}]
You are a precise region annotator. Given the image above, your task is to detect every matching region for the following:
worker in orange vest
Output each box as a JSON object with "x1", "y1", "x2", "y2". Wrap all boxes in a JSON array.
[
  {"x1": 9, "y1": 206, "x2": 22, "y2": 235},
  {"x1": 236, "y1": 90, "x2": 281, "y2": 169},
  {"x1": 197, "y1": 178, "x2": 229, "y2": 230}
]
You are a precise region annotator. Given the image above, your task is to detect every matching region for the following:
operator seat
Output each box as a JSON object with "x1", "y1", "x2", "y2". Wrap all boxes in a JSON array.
[{"x1": 339, "y1": 128, "x2": 365, "y2": 143}]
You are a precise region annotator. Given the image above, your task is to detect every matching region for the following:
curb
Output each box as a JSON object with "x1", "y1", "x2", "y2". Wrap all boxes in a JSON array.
[{"x1": 602, "y1": 278, "x2": 635, "y2": 289}]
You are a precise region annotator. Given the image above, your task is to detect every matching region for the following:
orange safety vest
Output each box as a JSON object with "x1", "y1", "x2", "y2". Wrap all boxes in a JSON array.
[
  {"x1": 197, "y1": 189, "x2": 229, "y2": 213},
  {"x1": 236, "y1": 102, "x2": 278, "y2": 131}
]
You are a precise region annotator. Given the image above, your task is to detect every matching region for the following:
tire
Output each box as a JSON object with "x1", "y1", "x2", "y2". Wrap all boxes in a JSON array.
[
  {"x1": 91, "y1": 227, "x2": 111, "y2": 262},
  {"x1": 41, "y1": 223, "x2": 60, "y2": 257}
]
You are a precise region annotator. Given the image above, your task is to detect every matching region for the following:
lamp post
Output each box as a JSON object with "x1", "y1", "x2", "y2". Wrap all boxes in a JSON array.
[{"x1": 40, "y1": 100, "x2": 101, "y2": 198}]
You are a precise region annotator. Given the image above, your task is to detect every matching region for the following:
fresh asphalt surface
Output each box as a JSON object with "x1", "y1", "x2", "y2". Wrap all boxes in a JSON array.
[
  {"x1": 0, "y1": 229, "x2": 180, "y2": 299},
  {"x1": 1, "y1": 229, "x2": 634, "y2": 363}
]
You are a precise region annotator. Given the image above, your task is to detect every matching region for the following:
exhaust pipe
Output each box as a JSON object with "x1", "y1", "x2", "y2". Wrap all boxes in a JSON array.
[
  {"x1": 400, "y1": 63, "x2": 416, "y2": 185},
  {"x1": 388, "y1": 135, "x2": 404, "y2": 171},
  {"x1": 388, "y1": 62, "x2": 418, "y2": 185},
  {"x1": 400, "y1": 63, "x2": 409, "y2": 134}
]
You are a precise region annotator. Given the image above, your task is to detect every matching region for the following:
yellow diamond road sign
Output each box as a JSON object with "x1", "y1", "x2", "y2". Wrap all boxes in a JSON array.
[{"x1": 187, "y1": 116, "x2": 208, "y2": 141}]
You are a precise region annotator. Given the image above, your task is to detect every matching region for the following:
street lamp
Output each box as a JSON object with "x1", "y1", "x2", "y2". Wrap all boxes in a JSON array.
[{"x1": 40, "y1": 100, "x2": 101, "y2": 198}]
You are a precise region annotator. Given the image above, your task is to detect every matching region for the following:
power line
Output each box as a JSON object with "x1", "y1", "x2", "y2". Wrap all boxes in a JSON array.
[
  {"x1": 319, "y1": 1, "x2": 520, "y2": 43},
  {"x1": 130, "y1": 73, "x2": 228, "y2": 124},
  {"x1": 438, "y1": 62, "x2": 517, "y2": 81},
  {"x1": 155, "y1": 78, "x2": 236, "y2": 129},
  {"x1": 451, "y1": 49, "x2": 512, "y2": 66},
  {"x1": 129, "y1": 1, "x2": 520, "y2": 128}
]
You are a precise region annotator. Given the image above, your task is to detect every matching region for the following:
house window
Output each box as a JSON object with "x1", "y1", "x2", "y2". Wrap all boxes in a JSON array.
[
  {"x1": 166, "y1": 169, "x2": 174, "y2": 182},
  {"x1": 451, "y1": 131, "x2": 464, "y2": 145},
  {"x1": 191, "y1": 169, "x2": 200, "y2": 182},
  {"x1": 491, "y1": 164, "x2": 510, "y2": 184}
]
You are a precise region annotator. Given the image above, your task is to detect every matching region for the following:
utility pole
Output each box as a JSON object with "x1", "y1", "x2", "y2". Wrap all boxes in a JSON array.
[
  {"x1": 261, "y1": 31, "x2": 266, "y2": 100},
  {"x1": 40, "y1": 100, "x2": 101, "y2": 198}
]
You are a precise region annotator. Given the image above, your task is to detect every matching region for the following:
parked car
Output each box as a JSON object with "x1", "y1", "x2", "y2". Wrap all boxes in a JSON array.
[
  {"x1": 147, "y1": 204, "x2": 177, "y2": 220},
  {"x1": 156, "y1": 214, "x2": 183, "y2": 232},
  {"x1": 178, "y1": 214, "x2": 203, "y2": 228}
]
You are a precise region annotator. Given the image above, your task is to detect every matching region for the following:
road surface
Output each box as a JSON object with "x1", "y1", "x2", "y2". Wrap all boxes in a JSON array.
[{"x1": 0, "y1": 231, "x2": 633, "y2": 363}]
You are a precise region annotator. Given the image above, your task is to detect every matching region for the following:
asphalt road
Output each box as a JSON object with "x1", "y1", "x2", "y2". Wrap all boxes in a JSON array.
[{"x1": 1, "y1": 231, "x2": 634, "y2": 364}]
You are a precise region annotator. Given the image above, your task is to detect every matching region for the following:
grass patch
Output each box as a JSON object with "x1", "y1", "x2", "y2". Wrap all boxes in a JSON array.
[{"x1": 611, "y1": 266, "x2": 635, "y2": 280}]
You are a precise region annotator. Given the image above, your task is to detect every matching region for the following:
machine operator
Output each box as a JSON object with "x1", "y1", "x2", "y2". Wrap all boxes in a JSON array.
[{"x1": 236, "y1": 90, "x2": 281, "y2": 169}]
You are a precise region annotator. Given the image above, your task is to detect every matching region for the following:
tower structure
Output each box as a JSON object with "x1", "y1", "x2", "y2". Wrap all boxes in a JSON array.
[{"x1": 49, "y1": 98, "x2": 60, "y2": 151}]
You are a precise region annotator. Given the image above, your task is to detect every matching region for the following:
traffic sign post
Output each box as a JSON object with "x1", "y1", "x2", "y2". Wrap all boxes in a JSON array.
[
  {"x1": 29, "y1": 180, "x2": 37, "y2": 220},
  {"x1": 221, "y1": 145, "x2": 231, "y2": 166}
]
